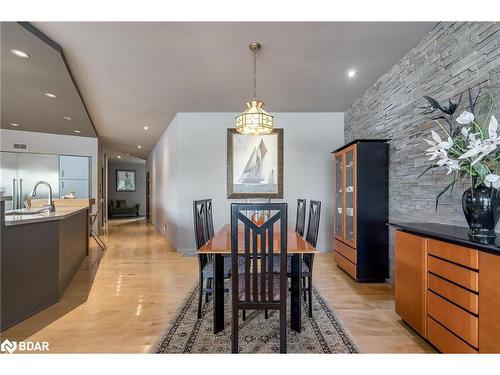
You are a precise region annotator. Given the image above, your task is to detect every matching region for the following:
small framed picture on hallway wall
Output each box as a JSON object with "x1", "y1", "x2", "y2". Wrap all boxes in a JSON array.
[
  {"x1": 116, "y1": 170, "x2": 136, "y2": 192},
  {"x1": 227, "y1": 128, "x2": 283, "y2": 199}
]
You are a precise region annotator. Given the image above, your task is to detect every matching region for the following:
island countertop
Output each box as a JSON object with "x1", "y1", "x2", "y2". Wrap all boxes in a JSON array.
[
  {"x1": 389, "y1": 222, "x2": 500, "y2": 256},
  {"x1": 4, "y1": 206, "x2": 88, "y2": 226}
]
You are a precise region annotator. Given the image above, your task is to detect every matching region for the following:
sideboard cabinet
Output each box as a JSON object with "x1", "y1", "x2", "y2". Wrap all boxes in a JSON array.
[
  {"x1": 392, "y1": 223, "x2": 500, "y2": 353},
  {"x1": 332, "y1": 139, "x2": 389, "y2": 282}
]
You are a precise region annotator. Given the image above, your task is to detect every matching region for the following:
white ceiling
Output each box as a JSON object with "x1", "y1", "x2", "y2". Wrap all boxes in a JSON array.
[
  {"x1": 1, "y1": 22, "x2": 97, "y2": 138},
  {"x1": 33, "y1": 22, "x2": 436, "y2": 158}
]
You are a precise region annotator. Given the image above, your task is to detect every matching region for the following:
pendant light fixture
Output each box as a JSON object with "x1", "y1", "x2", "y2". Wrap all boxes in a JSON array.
[{"x1": 235, "y1": 42, "x2": 274, "y2": 135}]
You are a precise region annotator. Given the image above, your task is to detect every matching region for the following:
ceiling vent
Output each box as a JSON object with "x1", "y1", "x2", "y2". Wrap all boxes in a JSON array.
[{"x1": 13, "y1": 142, "x2": 29, "y2": 150}]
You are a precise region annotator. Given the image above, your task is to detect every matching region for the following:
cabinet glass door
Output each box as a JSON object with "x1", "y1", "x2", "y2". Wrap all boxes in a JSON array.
[
  {"x1": 344, "y1": 147, "x2": 356, "y2": 247},
  {"x1": 334, "y1": 154, "x2": 344, "y2": 240}
]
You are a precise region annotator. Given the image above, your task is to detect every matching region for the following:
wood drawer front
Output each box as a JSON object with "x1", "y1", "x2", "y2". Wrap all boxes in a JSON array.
[
  {"x1": 427, "y1": 256, "x2": 479, "y2": 292},
  {"x1": 427, "y1": 239, "x2": 478, "y2": 269},
  {"x1": 427, "y1": 290, "x2": 478, "y2": 348},
  {"x1": 427, "y1": 316, "x2": 477, "y2": 353},
  {"x1": 427, "y1": 273, "x2": 478, "y2": 314},
  {"x1": 334, "y1": 239, "x2": 357, "y2": 264},
  {"x1": 334, "y1": 251, "x2": 357, "y2": 279}
]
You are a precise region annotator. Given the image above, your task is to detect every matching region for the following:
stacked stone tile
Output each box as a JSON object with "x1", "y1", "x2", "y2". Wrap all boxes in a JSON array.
[{"x1": 344, "y1": 22, "x2": 500, "y2": 280}]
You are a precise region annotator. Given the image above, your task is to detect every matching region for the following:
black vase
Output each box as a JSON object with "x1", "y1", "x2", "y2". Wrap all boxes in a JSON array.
[{"x1": 462, "y1": 184, "x2": 500, "y2": 238}]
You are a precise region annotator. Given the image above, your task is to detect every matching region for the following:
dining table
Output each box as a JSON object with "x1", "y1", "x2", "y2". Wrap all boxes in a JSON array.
[{"x1": 197, "y1": 223, "x2": 318, "y2": 334}]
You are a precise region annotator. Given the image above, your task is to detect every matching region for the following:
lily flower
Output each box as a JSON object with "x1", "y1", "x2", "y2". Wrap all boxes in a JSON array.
[
  {"x1": 485, "y1": 174, "x2": 500, "y2": 189},
  {"x1": 456, "y1": 111, "x2": 475, "y2": 125}
]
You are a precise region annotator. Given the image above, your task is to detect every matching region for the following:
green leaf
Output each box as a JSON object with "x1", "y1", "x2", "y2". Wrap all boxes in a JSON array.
[
  {"x1": 418, "y1": 165, "x2": 440, "y2": 178},
  {"x1": 435, "y1": 181, "x2": 456, "y2": 211}
]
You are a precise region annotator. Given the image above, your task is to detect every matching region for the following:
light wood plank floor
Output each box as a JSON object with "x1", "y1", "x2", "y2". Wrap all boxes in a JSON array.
[{"x1": 1, "y1": 218, "x2": 433, "y2": 353}]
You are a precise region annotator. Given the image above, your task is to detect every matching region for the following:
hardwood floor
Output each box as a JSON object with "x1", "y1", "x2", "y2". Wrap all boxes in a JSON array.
[{"x1": 1, "y1": 218, "x2": 433, "y2": 353}]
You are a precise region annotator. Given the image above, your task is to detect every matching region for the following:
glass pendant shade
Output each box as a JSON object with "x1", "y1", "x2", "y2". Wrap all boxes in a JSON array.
[{"x1": 235, "y1": 100, "x2": 274, "y2": 135}]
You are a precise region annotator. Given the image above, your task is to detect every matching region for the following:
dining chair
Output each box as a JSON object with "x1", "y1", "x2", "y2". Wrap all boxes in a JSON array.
[
  {"x1": 295, "y1": 199, "x2": 306, "y2": 236},
  {"x1": 302, "y1": 200, "x2": 321, "y2": 317},
  {"x1": 89, "y1": 198, "x2": 106, "y2": 251},
  {"x1": 230, "y1": 202, "x2": 288, "y2": 354},
  {"x1": 194, "y1": 199, "x2": 239, "y2": 319}
]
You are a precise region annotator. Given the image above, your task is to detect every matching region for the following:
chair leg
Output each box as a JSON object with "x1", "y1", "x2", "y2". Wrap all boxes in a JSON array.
[
  {"x1": 265, "y1": 310, "x2": 268, "y2": 319},
  {"x1": 280, "y1": 308, "x2": 286, "y2": 353},
  {"x1": 205, "y1": 278, "x2": 211, "y2": 303},
  {"x1": 197, "y1": 279, "x2": 203, "y2": 319},
  {"x1": 232, "y1": 308, "x2": 239, "y2": 353},
  {"x1": 242, "y1": 309, "x2": 246, "y2": 321},
  {"x1": 91, "y1": 232, "x2": 106, "y2": 251},
  {"x1": 308, "y1": 276, "x2": 313, "y2": 317},
  {"x1": 302, "y1": 278, "x2": 307, "y2": 302}
]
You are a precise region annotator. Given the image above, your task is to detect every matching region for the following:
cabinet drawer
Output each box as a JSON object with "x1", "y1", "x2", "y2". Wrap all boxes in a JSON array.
[
  {"x1": 335, "y1": 251, "x2": 357, "y2": 279},
  {"x1": 427, "y1": 316, "x2": 477, "y2": 353},
  {"x1": 427, "y1": 290, "x2": 478, "y2": 348},
  {"x1": 427, "y1": 256, "x2": 478, "y2": 292},
  {"x1": 427, "y1": 239, "x2": 478, "y2": 269},
  {"x1": 427, "y1": 273, "x2": 478, "y2": 314},
  {"x1": 334, "y1": 239, "x2": 357, "y2": 263}
]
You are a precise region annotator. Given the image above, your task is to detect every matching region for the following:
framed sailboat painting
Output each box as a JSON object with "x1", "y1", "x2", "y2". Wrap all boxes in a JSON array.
[{"x1": 227, "y1": 128, "x2": 283, "y2": 199}]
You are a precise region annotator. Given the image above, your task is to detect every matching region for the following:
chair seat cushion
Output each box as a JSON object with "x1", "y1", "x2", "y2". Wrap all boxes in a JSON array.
[
  {"x1": 269, "y1": 256, "x2": 310, "y2": 275},
  {"x1": 202, "y1": 256, "x2": 245, "y2": 279},
  {"x1": 236, "y1": 273, "x2": 287, "y2": 301}
]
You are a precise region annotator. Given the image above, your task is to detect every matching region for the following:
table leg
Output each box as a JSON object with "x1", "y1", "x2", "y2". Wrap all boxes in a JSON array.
[
  {"x1": 291, "y1": 253, "x2": 302, "y2": 332},
  {"x1": 213, "y1": 254, "x2": 224, "y2": 334}
]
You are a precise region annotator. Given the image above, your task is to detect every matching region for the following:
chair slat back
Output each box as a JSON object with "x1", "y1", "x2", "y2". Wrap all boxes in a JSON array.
[
  {"x1": 206, "y1": 198, "x2": 215, "y2": 240},
  {"x1": 295, "y1": 199, "x2": 306, "y2": 236},
  {"x1": 89, "y1": 198, "x2": 104, "y2": 228},
  {"x1": 231, "y1": 203, "x2": 287, "y2": 306},
  {"x1": 193, "y1": 199, "x2": 208, "y2": 250},
  {"x1": 305, "y1": 200, "x2": 321, "y2": 248}
]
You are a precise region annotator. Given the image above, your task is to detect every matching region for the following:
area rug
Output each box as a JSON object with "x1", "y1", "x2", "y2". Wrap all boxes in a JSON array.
[{"x1": 152, "y1": 285, "x2": 359, "y2": 353}]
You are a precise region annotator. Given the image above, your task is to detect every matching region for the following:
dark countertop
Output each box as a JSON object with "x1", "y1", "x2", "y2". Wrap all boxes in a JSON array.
[{"x1": 389, "y1": 222, "x2": 500, "y2": 256}]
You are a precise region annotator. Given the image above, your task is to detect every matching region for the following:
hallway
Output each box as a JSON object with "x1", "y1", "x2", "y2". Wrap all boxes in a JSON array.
[{"x1": 2, "y1": 219, "x2": 431, "y2": 353}]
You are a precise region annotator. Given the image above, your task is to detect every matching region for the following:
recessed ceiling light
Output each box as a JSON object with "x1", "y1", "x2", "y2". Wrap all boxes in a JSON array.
[
  {"x1": 117, "y1": 155, "x2": 121, "y2": 159},
  {"x1": 143, "y1": 126, "x2": 149, "y2": 130},
  {"x1": 137, "y1": 145, "x2": 142, "y2": 149},
  {"x1": 347, "y1": 70, "x2": 356, "y2": 78},
  {"x1": 10, "y1": 123, "x2": 20, "y2": 127},
  {"x1": 73, "y1": 130, "x2": 81, "y2": 133},
  {"x1": 63, "y1": 116, "x2": 72, "y2": 121},
  {"x1": 45, "y1": 92, "x2": 57, "y2": 99},
  {"x1": 11, "y1": 49, "x2": 30, "y2": 59}
]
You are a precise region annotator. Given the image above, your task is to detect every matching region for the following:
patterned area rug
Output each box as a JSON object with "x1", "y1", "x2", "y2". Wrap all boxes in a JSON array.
[{"x1": 152, "y1": 285, "x2": 359, "y2": 353}]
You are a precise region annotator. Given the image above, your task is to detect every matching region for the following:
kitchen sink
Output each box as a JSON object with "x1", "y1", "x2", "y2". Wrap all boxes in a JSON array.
[{"x1": 5, "y1": 208, "x2": 48, "y2": 216}]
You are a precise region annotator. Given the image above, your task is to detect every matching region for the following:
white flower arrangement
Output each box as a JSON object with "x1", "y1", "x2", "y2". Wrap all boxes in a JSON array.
[{"x1": 420, "y1": 92, "x2": 500, "y2": 208}]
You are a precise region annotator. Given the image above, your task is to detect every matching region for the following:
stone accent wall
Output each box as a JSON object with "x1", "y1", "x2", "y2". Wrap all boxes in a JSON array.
[{"x1": 344, "y1": 22, "x2": 500, "y2": 280}]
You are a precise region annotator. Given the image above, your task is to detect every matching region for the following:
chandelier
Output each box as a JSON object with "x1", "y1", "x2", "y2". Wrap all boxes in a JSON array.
[{"x1": 235, "y1": 42, "x2": 274, "y2": 135}]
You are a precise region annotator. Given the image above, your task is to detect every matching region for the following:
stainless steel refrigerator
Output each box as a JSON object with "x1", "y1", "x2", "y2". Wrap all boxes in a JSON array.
[{"x1": 0, "y1": 152, "x2": 60, "y2": 211}]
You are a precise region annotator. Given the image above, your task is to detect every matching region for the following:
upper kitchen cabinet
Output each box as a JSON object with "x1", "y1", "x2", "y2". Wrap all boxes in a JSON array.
[
  {"x1": 59, "y1": 155, "x2": 89, "y2": 180},
  {"x1": 332, "y1": 139, "x2": 389, "y2": 282}
]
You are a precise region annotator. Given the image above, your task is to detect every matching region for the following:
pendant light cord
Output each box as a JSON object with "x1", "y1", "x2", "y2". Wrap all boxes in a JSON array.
[{"x1": 253, "y1": 48, "x2": 257, "y2": 100}]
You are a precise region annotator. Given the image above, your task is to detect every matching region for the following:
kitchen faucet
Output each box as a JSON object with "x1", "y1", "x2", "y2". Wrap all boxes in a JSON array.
[{"x1": 30, "y1": 181, "x2": 55, "y2": 212}]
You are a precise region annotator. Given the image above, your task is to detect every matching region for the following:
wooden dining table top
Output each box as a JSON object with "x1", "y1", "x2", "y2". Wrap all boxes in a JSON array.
[{"x1": 197, "y1": 224, "x2": 318, "y2": 254}]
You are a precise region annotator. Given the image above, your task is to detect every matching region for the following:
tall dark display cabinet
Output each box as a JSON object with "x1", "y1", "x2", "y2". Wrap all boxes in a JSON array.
[{"x1": 332, "y1": 139, "x2": 389, "y2": 282}]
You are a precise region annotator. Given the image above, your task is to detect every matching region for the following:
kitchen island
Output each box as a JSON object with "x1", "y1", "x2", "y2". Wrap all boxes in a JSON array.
[{"x1": 0, "y1": 197, "x2": 89, "y2": 331}]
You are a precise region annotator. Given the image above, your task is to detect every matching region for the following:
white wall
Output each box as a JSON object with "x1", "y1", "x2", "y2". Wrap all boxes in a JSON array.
[
  {"x1": 1, "y1": 129, "x2": 99, "y2": 208},
  {"x1": 147, "y1": 112, "x2": 344, "y2": 253}
]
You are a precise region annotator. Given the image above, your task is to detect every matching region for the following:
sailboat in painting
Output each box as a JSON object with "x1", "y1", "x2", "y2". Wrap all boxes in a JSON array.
[
  {"x1": 267, "y1": 169, "x2": 275, "y2": 184},
  {"x1": 239, "y1": 138, "x2": 268, "y2": 184}
]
